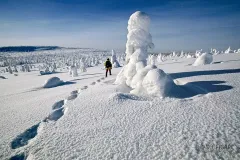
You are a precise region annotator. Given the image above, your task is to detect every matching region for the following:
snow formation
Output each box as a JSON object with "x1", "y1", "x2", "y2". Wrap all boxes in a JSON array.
[
  {"x1": 115, "y1": 11, "x2": 174, "y2": 97},
  {"x1": 193, "y1": 53, "x2": 213, "y2": 66},
  {"x1": 43, "y1": 77, "x2": 63, "y2": 88}
]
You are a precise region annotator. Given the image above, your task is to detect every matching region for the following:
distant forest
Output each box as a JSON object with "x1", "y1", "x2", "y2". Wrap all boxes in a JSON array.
[{"x1": 0, "y1": 46, "x2": 60, "y2": 52}]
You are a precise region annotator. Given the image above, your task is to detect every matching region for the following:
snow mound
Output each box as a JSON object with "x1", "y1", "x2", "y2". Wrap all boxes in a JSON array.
[
  {"x1": 131, "y1": 68, "x2": 175, "y2": 97},
  {"x1": 193, "y1": 53, "x2": 213, "y2": 66},
  {"x1": 130, "y1": 65, "x2": 157, "y2": 88},
  {"x1": 115, "y1": 82, "x2": 132, "y2": 93},
  {"x1": 43, "y1": 77, "x2": 63, "y2": 88}
]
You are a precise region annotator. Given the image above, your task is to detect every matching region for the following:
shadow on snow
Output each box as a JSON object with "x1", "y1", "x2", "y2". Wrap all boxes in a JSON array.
[
  {"x1": 11, "y1": 123, "x2": 40, "y2": 149},
  {"x1": 169, "y1": 68, "x2": 240, "y2": 79},
  {"x1": 169, "y1": 81, "x2": 233, "y2": 99}
]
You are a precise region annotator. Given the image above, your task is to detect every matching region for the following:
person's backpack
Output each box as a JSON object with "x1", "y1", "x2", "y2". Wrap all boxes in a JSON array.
[{"x1": 105, "y1": 60, "x2": 112, "y2": 68}]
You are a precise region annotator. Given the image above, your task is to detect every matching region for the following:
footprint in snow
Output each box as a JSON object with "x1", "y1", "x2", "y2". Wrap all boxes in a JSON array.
[
  {"x1": 11, "y1": 123, "x2": 40, "y2": 149},
  {"x1": 97, "y1": 79, "x2": 101, "y2": 82},
  {"x1": 91, "y1": 82, "x2": 96, "y2": 85},
  {"x1": 44, "y1": 107, "x2": 65, "y2": 122},
  {"x1": 101, "y1": 77, "x2": 105, "y2": 80},
  {"x1": 66, "y1": 94, "x2": 78, "y2": 100},
  {"x1": 80, "y1": 86, "x2": 88, "y2": 90},
  {"x1": 70, "y1": 90, "x2": 78, "y2": 95},
  {"x1": 52, "y1": 100, "x2": 64, "y2": 110},
  {"x1": 9, "y1": 153, "x2": 25, "y2": 160}
]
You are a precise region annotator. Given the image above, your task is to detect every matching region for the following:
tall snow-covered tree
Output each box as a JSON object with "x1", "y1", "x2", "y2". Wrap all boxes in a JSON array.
[{"x1": 115, "y1": 11, "x2": 175, "y2": 97}]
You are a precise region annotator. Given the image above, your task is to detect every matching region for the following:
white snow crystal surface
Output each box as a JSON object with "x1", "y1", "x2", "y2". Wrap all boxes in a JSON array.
[{"x1": 1, "y1": 53, "x2": 240, "y2": 160}]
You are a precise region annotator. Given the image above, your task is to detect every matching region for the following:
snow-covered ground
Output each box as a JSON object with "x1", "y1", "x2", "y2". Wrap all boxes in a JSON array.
[{"x1": 0, "y1": 53, "x2": 240, "y2": 159}]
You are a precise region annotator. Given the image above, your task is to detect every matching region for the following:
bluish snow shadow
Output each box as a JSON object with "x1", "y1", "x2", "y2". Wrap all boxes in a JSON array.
[
  {"x1": 11, "y1": 123, "x2": 40, "y2": 149},
  {"x1": 9, "y1": 153, "x2": 25, "y2": 160},
  {"x1": 169, "y1": 68, "x2": 240, "y2": 79},
  {"x1": 169, "y1": 81, "x2": 233, "y2": 98},
  {"x1": 52, "y1": 100, "x2": 64, "y2": 110}
]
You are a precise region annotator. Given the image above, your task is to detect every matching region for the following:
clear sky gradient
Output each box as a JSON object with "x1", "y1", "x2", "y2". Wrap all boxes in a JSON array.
[{"x1": 0, "y1": 0, "x2": 240, "y2": 52}]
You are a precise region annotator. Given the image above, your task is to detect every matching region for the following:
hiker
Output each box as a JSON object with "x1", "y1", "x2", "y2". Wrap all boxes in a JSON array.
[{"x1": 104, "y1": 58, "x2": 112, "y2": 77}]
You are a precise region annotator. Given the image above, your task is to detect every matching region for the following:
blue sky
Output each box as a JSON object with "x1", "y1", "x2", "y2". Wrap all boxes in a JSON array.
[{"x1": 0, "y1": 0, "x2": 240, "y2": 52}]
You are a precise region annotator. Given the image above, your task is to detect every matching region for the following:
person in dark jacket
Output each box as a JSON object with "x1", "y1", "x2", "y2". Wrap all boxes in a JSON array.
[{"x1": 104, "y1": 58, "x2": 112, "y2": 77}]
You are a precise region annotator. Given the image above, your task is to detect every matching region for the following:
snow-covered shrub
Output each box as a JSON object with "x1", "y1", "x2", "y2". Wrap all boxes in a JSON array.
[
  {"x1": 13, "y1": 66, "x2": 18, "y2": 72},
  {"x1": 193, "y1": 53, "x2": 213, "y2": 66},
  {"x1": 8, "y1": 66, "x2": 13, "y2": 74},
  {"x1": 234, "y1": 48, "x2": 240, "y2": 53},
  {"x1": 43, "y1": 77, "x2": 63, "y2": 88},
  {"x1": 111, "y1": 50, "x2": 121, "y2": 68},
  {"x1": 80, "y1": 59, "x2": 87, "y2": 72},
  {"x1": 71, "y1": 66, "x2": 78, "y2": 77},
  {"x1": 69, "y1": 66, "x2": 78, "y2": 77},
  {"x1": 157, "y1": 53, "x2": 164, "y2": 63},
  {"x1": 21, "y1": 65, "x2": 25, "y2": 72},
  {"x1": 225, "y1": 46, "x2": 234, "y2": 54},
  {"x1": 212, "y1": 49, "x2": 219, "y2": 55},
  {"x1": 180, "y1": 51, "x2": 184, "y2": 57},
  {"x1": 195, "y1": 49, "x2": 203, "y2": 58},
  {"x1": 148, "y1": 54, "x2": 156, "y2": 65},
  {"x1": 25, "y1": 64, "x2": 30, "y2": 72}
]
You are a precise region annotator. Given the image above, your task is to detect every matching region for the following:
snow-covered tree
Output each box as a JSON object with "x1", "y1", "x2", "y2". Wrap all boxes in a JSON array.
[
  {"x1": 149, "y1": 54, "x2": 156, "y2": 65},
  {"x1": 13, "y1": 66, "x2": 18, "y2": 72},
  {"x1": 211, "y1": 49, "x2": 219, "y2": 55},
  {"x1": 25, "y1": 64, "x2": 30, "y2": 72},
  {"x1": 115, "y1": 11, "x2": 174, "y2": 97},
  {"x1": 225, "y1": 46, "x2": 234, "y2": 54},
  {"x1": 157, "y1": 53, "x2": 164, "y2": 63},
  {"x1": 111, "y1": 49, "x2": 121, "y2": 68},
  {"x1": 53, "y1": 63, "x2": 57, "y2": 71},
  {"x1": 195, "y1": 49, "x2": 203, "y2": 58},
  {"x1": 80, "y1": 59, "x2": 87, "y2": 72},
  {"x1": 71, "y1": 66, "x2": 78, "y2": 77},
  {"x1": 8, "y1": 66, "x2": 13, "y2": 74}
]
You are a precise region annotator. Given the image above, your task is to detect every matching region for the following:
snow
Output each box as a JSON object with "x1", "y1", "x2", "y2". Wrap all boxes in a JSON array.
[
  {"x1": 141, "y1": 68, "x2": 175, "y2": 97},
  {"x1": 193, "y1": 53, "x2": 213, "y2": 66},
  {"x1": 0, "y1": 52, "x2": 240, "y2": 159},
  {"x1": 43, "y1": 77, "x2": 63, "y2": 88}
]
